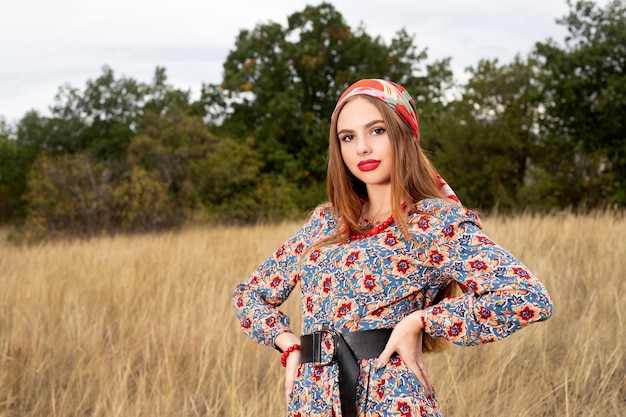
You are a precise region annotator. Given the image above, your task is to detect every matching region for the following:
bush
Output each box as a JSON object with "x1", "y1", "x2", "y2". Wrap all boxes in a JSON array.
[{"x1": 23, "y1": 154, "x2": 177, "y2": 240}]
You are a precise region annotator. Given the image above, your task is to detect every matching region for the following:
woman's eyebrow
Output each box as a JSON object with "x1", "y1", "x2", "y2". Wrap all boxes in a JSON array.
[{"x1": 337, "y1": 119, "x2": 385, "y2": 135}]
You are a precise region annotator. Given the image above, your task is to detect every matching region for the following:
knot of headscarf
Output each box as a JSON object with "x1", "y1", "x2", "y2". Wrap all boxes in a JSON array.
[
  {"x1": 333, "y1": 79, "x2": 460, "y2": 204},
  {"x1": 333, "y1": 79, "x2": 420, "y2": 141}
]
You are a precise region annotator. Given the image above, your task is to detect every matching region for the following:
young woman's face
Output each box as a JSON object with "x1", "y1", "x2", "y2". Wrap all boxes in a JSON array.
[{"x1": 337, "y1": 97, "x2": 393, "y2": 188}]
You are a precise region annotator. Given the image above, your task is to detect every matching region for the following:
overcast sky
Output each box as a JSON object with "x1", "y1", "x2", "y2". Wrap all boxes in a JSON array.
[{"x1": 0, "y1": 0, "x2": 609, "y2": 124}]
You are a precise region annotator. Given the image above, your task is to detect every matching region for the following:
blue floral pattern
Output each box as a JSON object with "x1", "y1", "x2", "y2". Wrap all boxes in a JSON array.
[{"x1": 233, "y1": 199, "x2": 553, "y2": 416}]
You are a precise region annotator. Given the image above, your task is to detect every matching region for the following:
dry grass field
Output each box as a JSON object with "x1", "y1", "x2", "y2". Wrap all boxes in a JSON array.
[{"x1": 1, "y1": 209, "x2": 624, "y2": 416}]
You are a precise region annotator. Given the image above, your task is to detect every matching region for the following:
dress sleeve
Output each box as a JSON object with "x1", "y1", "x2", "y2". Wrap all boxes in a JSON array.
[
  {"x1": 232, "y1": 204, "x2": 331, "y2": 348},
  {"x1": 419, "y1": 205, "x2": 553, "y2": 346}
]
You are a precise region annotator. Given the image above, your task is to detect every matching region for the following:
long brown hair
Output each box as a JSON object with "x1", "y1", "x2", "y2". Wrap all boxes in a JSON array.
[
  {"x1": 324, "y1": 94, "x2": 460, "y2": 353},
  {"x1": 327, "y1": 95, "x2": 447, "y2": 239}
]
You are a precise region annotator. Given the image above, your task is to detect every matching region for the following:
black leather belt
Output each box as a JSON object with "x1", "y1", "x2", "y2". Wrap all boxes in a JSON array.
[{"x1": 300, "y1": 328, "x2": 392, "y2": 417}]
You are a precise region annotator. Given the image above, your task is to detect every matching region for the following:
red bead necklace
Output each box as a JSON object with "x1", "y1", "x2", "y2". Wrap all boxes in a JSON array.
[{"x1": 349, "y1": 215, "x2": 394, "y2": 240}]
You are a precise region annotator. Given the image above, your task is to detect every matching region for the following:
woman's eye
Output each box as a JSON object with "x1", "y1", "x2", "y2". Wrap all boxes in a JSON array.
[
  {"x1": 372, "y1": 127, "x2": 386, "y2": 135},
  {"x1": 340, "y1": 135, "x2": 354, "y2": 142}
]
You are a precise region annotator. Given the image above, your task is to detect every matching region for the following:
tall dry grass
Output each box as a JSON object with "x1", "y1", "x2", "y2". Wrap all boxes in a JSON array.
[{"x1": 0, "y1": 210, "x2": 624, "y2": 416}]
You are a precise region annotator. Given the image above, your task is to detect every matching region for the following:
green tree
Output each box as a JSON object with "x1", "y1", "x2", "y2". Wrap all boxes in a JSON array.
[
  {"x1": 129, "y1": 109, "x2": 264, "y2": 221},
  {"x1": 203, "y1": 2, "x2": 454, "y2": 211},
  {"x1": 23, "y1": 152, "x2": 176, "y2": 240},
  {"x1": 431, "y1": 57, "x2": 542, "y2": 210},
  {"x1": 49, "y1": 66, "x2": 192, "y2": 162},
  {"x1": 129, "y1": 109, "x2": 212, "y2": 208},
  {"x1": 534, "y1": 0, "x2": 626, "y2": 207},
  {"x1": 23, "y1": 153, "x2": 115, "y2": 239},
  {"x1": 0, "y1": 120, "x2": 28, "y2": 222},
  {"x1": 112, "y1": 166, "x2": 174, "y2": 232}
]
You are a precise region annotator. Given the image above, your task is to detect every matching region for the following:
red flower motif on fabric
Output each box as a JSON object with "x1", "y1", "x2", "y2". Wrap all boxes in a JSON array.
[
  {"x1": 513, "y1": 304, "x2": 538, "y2": 322},
  {"x1": 428, "y1": 249, "x2": 445, "y2": 265},
  {"x1": 309, "y1": 249, "x2": 321, "y2": 263},
  {"x1": 270, "y1": 276, "x2": 282, "y2": 288},
  {"x1": 431, "y1": 305, "x2": 443, "y2": 315},
  {"x1": 265, "y1": 316, "x2": 277, "y2": 328},
  {"x1": 241, "y1": 318, "x2": 251, "y2": 329},
  {"x1": 335, "y1": 301, "x2": 353, "y2": 318},
  {"x1": 463, "y1": 209, "x2": 480, "y2": 222},
  {"x1": 295, "y1": 242, "x2": 305, "y2": 254},
  {"x1": 513, "y1": 267, "x2": 530, "y2": 278},
  {"x1": 395, "y1": 259, "x2": 411, "y2": 274},
  {"x1": 442, "y1": 224, "x2": 455, "y2": 238},
  {"x1": 305, "y1": 296, "x2": 314, "y2": 313},
  {"x1": 275, "y1": 245, "x2": 285, "y2": 258},
  {"x1": 416, "y1": 216, "x2": 430, "y2": 231},
  {"x1": 447, "y1": 321, "x2": 465, "y2": 340},
  {"x1": 477, "y1": 235, "x2": 495, "y2": 245},
  {"x1": 345, "y1": 251, "x2": 360, "y2": 267},
  {"x1": 384, "y1": 232, "x2": 398, "y2": 246},
  {"x1": 312, "y1": 366, "x2": 324, "y2": 382},
  {"x1": 478, "y1": 306, "x2": 493, "y2": 322},
  {"x1": 321, "y1": 276, "x2": 332, "y2": 294},
  {"x1": 465, "y1": 278, "x2": 479, "y2": 292},
  {"x1": 362, "y1": 273, "x2": 377, "y2": 292},
  {"x1": 394, "y1": 399, "x2": 412, "y2": 417},
  {"x1": 469, "y1": 259, "x2": 488, "y2": 271}
]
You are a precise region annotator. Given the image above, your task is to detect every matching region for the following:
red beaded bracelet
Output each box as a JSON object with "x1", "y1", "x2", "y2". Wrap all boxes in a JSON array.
[{"x1": 280, "y1": 343, "x2": 301, "y2": 367}]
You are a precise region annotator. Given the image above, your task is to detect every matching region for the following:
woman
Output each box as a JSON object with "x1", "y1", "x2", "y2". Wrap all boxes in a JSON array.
[{"x1": 232, "y1": 79, "x2": 553, "y2": 416}]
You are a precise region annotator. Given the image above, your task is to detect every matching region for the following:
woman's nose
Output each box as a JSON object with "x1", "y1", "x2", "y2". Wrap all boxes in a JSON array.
[{"x1": 355, "y1": 137, "x2": 371, "y2": 155}]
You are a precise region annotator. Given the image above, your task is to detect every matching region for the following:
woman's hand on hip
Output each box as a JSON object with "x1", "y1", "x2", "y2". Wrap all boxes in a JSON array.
[{"x1": 375, "y1": 311, "x2": 434, "y2": 395}]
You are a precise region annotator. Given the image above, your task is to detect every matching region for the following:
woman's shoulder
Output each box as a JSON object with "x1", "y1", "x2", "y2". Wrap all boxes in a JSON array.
[
  {"x1": 301, "y1": 202, "x2": 337, "y2": 232},
  {"x1": 308, "y1": 202, "x2": 335, "y2": 220},
  {"x1": 407, "y1": 198, "x2": 482, "y2": 230}
]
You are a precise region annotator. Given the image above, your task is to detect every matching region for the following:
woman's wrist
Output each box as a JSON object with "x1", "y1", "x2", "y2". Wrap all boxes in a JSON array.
[
  {"x1": 275, "y1": 331, "x2": 300, "y2": 353},
  {"x1": 411, "y1": 310, "x2": 427, "y2": 331},
  {"x1": 280, "y1": 343, "x2": 301, "y2": 367}
]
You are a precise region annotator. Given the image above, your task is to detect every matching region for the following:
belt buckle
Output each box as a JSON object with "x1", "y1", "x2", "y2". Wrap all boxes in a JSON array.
[{"x1": 310, "y1": 327, "x2": 337, "y2": 366}]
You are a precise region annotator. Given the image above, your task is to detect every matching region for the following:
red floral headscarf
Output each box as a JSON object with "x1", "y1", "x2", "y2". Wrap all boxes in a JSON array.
[
  {"x1": 334, "y1": 79, "x2": 460, "y2": 204},
  {"x1": 334, "y1": 79, "x2": 420, "y2": 141}
]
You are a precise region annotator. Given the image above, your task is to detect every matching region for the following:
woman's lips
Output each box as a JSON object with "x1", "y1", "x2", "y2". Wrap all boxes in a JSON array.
[{"x1": 357, "y1": 160, "x2": 381, "y2": 171}]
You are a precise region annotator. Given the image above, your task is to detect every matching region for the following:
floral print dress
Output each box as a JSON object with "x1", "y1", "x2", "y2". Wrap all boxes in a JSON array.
[{"x1": 233, "y1": 199, "x2": 553, "y2": 416}]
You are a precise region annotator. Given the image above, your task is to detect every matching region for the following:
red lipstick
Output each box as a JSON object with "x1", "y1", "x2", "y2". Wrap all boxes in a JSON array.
[{"x1": 357, "y1": 159, "x2": 381, "y2": 172}]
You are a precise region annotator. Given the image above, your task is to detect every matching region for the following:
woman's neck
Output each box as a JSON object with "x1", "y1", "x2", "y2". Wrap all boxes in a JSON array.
[{"x1": 363, "y1": 186, "x2": 392, "y2": 223}]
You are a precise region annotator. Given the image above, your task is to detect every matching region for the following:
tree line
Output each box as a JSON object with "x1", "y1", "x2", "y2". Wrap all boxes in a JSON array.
[{"x1": 0, "y1": 0, "x2": 624, "y2": 240}]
